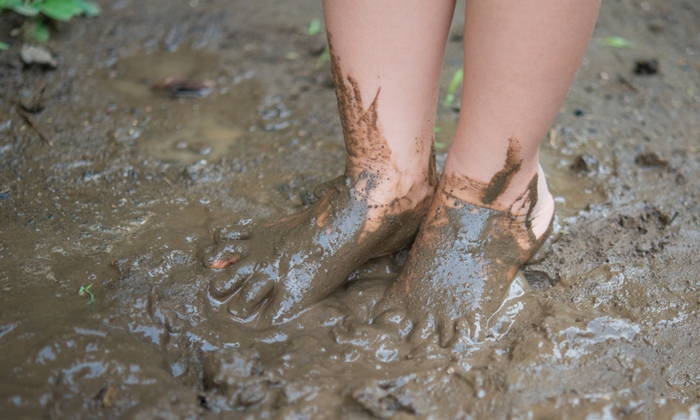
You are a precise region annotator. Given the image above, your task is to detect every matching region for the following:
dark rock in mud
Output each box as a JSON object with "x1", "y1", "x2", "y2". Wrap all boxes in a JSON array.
[
  {"x1": 571, "y1": 153, "x2": 600, "y2": 175},
  {"x1": 634, "y1": 58, "x2": 659, "y2": 75},
  {"x1": 523, "y1": 267, "x2": 559, "y2": 291},
  {"x1": 635, "y1": 151, "x2": 668, "y2": 168}
]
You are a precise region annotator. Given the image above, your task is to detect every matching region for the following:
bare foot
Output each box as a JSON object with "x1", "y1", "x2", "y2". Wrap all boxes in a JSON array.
[
  {"x1": 202, "y1": 37, "x2": 437, "y2": 326},
  {"x1": 202, "y1": 173, "x2": 433, "y2": 325},
  {"x1": 372, "y1": 138, "x2": 555, "y2": 349}
]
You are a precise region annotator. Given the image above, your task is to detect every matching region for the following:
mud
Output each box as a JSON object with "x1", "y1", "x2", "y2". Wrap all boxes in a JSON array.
[
  {"x1": 480, "y1": 137, "x2": 523, "y2": 206},
  {"x1": 1, "y1": 0, "x2": 700, "y2": 418}
]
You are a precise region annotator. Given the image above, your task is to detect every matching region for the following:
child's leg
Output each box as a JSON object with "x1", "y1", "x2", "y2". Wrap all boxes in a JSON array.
[
  {"x1": 203, "y1": 0, "x2": 456, "y2": 326},
  {"x1": 381, "y1": 0, "x2": 600, "y2": 345},
  {"x1": 322, "y1": 0, "x2": 456, "y2": 204}
]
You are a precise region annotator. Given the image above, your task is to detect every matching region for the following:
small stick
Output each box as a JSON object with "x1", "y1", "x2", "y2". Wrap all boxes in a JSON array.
[{"x1": 17, "y1": 107, "x2": 53, "y2": 146}]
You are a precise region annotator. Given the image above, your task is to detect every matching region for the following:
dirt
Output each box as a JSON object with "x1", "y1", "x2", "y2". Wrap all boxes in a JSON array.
[{"x1": 1, "y1": 0, "x2": 699, "y2": 418}]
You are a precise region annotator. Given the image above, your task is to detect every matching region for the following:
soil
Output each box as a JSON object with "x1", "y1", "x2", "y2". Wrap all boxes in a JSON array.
[{"x1": 1, "y1": 0, "x2": 700, "y2": 418}]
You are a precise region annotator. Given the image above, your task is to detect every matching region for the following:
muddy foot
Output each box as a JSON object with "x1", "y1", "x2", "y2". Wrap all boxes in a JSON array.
[
  {"x1": 202, "y1": 173, "x2": 433, "y2": 326},
  {"x1": 372, "y1": 158, "x2": 554, "y2": 350}
]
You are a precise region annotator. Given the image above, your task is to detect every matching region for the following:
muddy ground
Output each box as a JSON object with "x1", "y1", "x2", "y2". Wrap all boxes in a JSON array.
[{"x1": 1, "y1": 0, "x2": 700, "y2": 418}]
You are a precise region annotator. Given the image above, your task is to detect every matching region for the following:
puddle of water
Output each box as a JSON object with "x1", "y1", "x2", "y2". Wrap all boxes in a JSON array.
[
  {"x1": 104, "y1": 50, "x2": 266, "y2": 164},
  {"x1": 138, "y1": 113, "x2": 245, "y2": 163},
  {"x1": 109, "y1": 50, "x2": 219, "y2": 90}
]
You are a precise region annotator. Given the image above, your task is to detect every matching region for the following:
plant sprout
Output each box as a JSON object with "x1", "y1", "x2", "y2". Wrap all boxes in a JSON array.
[
  {"x1": 78, "y1": 283, "x2": 95, "y2": 305},
  {"x1": 604, "y1": 36, "x2": 632, "y2": 48},
  {"x1": 443, "y1": 67, "x2": 463, "y2": 107},
  {"x1": 308, "y1": 18, "x2": 321, "y2": 36},
  {"x1": 315, "y1": 44, "x2": 330, "y2": 69}
]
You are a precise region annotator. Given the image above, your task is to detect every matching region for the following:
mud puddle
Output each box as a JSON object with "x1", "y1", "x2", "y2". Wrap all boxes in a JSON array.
[{"x1": 104, "y1": 50, "x2": 292, "y2": 165}]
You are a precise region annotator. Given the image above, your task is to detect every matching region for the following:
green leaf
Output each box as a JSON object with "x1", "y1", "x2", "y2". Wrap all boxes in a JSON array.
[
  {"x1": 0, "y1": 42, "x2": 9, "y2": 50},
  {"x1": 315, "y1": 44, "x2": 329, "y2": 69},
  {"x1": 24, "y1": 18, "x2": 50, "y2": 42},
  {"x1": 12, "y1": 1, "x2": 42, "y2": 17},
  {"x1": 444, "y1": 67, "x2": 463, "y2": 107},
  {"x1": 78, "y1": 283, "x2": 95, "y2": 305},
  {"x1": 0, "y1": 0, "x2": 23, "y2": 10},
  {"x1": 308, "y1": 18, "x2": 321, "y2": 36},
  {"x1": 604, "y1": 36, "x2": 632, "y2": 48},
  {"x1": 76, "y1": 0, "x2": 100, "y2": 17},
  {"x1": 41, "y1": 0, "x2": 83, "y2": 21}
]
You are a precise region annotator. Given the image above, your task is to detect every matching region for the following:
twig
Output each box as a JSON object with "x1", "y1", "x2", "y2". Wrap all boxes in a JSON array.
[{"x1": 17, "y1": 107, "x2": 53, "y2": 146}]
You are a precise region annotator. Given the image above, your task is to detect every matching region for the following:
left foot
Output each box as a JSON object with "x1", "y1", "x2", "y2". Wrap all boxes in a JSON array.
[{"x1": 372, "y1": 139, "x2": 555, "y2": 348}]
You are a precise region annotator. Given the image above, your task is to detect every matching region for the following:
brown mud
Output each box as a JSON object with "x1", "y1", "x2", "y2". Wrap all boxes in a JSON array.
[{"x1": 1, "y1": 0, "x2": 700, "y2": 418}]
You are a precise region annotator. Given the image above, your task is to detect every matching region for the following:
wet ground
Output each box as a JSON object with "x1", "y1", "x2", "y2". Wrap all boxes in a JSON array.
[{"x1": 1, "y1": 0, "x2": 700, "y2": 418}]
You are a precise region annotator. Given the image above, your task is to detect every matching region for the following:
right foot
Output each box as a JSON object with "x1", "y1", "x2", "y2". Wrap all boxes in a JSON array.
[
  {"x1": 202, "y1": 37, "x2": 437, "y2": 326},
  {"x1": 203, "y1": 172, "x2": 434, "y2": 326}
]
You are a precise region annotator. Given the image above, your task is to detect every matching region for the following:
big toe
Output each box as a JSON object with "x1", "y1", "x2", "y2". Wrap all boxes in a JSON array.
[
  {"x1": 202, "y1": 242, "x2": 249, "y2": 269},
  {"x1": 227, "y1": 274, "x2": 275, "y2": 321},
  {"x1": 372, "y1": 307, "x2": 413, "y2": 338},
  {"x1": 214, "y1": 225, "x2": 253, "y2": 243},
  {"x1": 209, "y1": 262, "x2": 254, "y2": 299}
]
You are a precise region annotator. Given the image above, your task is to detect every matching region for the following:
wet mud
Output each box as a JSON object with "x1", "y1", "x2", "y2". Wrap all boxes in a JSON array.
[{"x1": 1, "y1": 0, "x2": 700, "y2": 418}]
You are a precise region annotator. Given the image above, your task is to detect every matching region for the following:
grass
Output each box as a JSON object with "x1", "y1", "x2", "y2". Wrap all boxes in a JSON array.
[
  {"x1": 603, "y1": 36, "x2": 632, "y2": 48},
  {"x1": 0, "y1": 0, "x2": 100, "y2": 43},
  {"x1": 308, "y1": 18, "x2": 321, "y2": 36},
  {"x1": 78, "y1": 283, "x2": 95, "y2": 305},
  {"x1": 315, "y1": 44, "x2": 330, "y2": 69},
  {"x1": 443, "y1": 67, "x2": 464, "y2": 107}
]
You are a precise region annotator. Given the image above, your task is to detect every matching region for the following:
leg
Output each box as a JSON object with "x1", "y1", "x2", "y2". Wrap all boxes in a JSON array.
[
  {"x1": 379, "y1": 0, "x2": 600, "y2": 346},
  {"x1": 203, "y1": 0, "x2": 456, "y2": 326}
]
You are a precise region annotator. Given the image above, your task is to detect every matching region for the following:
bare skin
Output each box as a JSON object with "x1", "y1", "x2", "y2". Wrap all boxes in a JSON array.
[
  {"x1": 367, "y1": 0, "x2": 600, "y2": 346},
  {"x1": 203, "y1": 38, "x2": 438, "y2": 326},
  {"x1": 204, "y1": 0, "x2": 599, "y2": 330},
  {"x1": 373, "y1": 140, "x2": 553, "y2": 348}
]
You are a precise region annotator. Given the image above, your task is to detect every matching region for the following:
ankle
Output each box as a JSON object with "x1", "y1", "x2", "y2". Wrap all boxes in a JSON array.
[
  {"x1": 440, "y1": 163, "x2": 554, "y2": 239},
  {"x1": 345, "y1": 147, "x2": 438, "y2": 211},
  {"x1": 348, "y1": 168, "x2": 436, "y2": 210}
]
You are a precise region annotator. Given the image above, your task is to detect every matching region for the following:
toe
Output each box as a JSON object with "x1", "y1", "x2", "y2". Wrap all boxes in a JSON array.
[
  {"x1": 228, "y1": 274, "x2": 275, "y2": 320},
  {"x1": 372, "y1": 307, "x2": 413, "y2": 338},
  {"x1": 437, "y1": 316, "x2": 457, "y2": 348},
  {"x1": 209, "y1": 263, "x2": 254, "y2": 299},
  {"x1": 214, "y1": 225, "x2": 253, "y2": 243},
  {"x1": 202, "y1": 242, "x2": 249, "y2": 269},
  {"x1": 407, "y1": 315, "x2": 437, "y2": 346}
]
